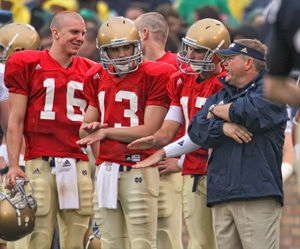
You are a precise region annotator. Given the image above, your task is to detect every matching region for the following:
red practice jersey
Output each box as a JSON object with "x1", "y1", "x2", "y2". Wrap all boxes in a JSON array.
[
  {"x1": 157, "y1": 51, "x2": 178, "y2": 69},
  {"x1": 5, "y1": 50, "x2": 95, "y2": 161},
  {"x1": 167, "y1": 69, "x2": 225, "y2": 175},
  {"x1": 84, "y1": 61, "x2": 176, "y2": 166},
  {"x1": 157, "y1": 51, "x2": 186, "y2": 139}
]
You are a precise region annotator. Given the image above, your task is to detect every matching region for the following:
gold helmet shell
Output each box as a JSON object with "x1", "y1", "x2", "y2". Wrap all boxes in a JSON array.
[
  {"x1": 97, "y1": 16, "x2": 142, "y2": 75},
  {"x1": 177, "y1": 18, "x2": 230, "y2": 74},
  {"x1": 0, "y1": 22, "x2": 41, "y2": 61},
  {"x1": 0, "y1": 178, "x2": 37, "y2": 241}
]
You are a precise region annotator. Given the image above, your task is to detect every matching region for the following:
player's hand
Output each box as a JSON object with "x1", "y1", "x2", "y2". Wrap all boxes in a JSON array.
[
  {"x1": 81, "y1": 122, "x2": 108, "y2": 133},
  {"x1": 223, "y1": 122, "x2": 252, "y2": 144},
  {"x1": 127, "y1": 135, "x2": 156, "y2": 150},
  {"x1": 132, "y1": 149, "x2": 165, "y2": 168},
  {"x1": 5, "y1": 166, "x2": 29, "y2": 190},
  {"x1": 157, "y1": 158, "x2": 181, "y2": 176},
  {"x1": 77, "y1": 128, "x2": 107, "y2": 145}
]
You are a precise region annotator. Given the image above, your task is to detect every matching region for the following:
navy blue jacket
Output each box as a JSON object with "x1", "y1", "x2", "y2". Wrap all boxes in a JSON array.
[{"x1": 188, "y1": 71, "x2": 287, "y2": 207}]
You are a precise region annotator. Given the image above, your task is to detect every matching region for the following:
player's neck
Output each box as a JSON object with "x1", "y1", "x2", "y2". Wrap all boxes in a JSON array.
[
  {"x1": 48, "y1": 49, "x2": 73, "y2": 69},
  {"x1": 143, "y1": 43, "x2": 165, "y2": 62}
]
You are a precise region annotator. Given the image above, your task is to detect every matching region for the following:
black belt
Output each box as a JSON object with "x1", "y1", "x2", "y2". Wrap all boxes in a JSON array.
[
  {"x1": 191, "y1": 174, "x2": 201, "y2": 192},
  {"x1": 119, "y1": 165, "x2": 131, "y2": 172},
  {"x1": 42, "y1": 156, "x2": 80, "y2": 167}
]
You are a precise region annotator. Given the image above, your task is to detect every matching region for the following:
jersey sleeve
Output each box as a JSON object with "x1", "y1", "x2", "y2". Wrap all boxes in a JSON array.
[
  {"x1": 4, "y1": 52, "x2": 33, "y2": 96},
  {"x1": 84, "y1": 64, "x2": 102, "y2": 108},
  {"x1": 145, "y1": 62, "x2": 175, "y2": 109},
  {"x1": 166, "y1": 71, "x2": 185, "y2": 108}
]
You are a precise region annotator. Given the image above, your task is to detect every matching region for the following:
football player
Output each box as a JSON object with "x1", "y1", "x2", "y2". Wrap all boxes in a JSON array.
[
  {"x1": 0, "y1": 22, "x2": 40, "y2": 249},
  {"x1": 4, "y1": 11, "x2": 96, "y2": 249},
  {"x1": 76, "y1": 16, "x2": 176, "y2": 249},
  {"x1": 128, "y1": 18, "x2": 231, "y2": 248},
  {"x1": 134, "y1": 12, "x2": 184, "y2": 249}
]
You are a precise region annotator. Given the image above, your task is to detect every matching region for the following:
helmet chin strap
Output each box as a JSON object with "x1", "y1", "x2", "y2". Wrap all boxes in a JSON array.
[{"x1": 114, "y1": 62, "x2": 132, "y2": 72}]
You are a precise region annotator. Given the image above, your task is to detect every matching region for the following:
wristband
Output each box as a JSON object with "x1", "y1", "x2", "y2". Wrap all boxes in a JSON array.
[
  {"x1": 164, "y1": 134, "x2": 200, "y2": 158},
  {"x1": 176, "y1": 155, "x2": 185, "y2": 169}
]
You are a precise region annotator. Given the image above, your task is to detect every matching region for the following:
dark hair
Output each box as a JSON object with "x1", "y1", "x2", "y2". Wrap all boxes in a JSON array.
[
  {"x1": 194, "y1": 5, "x2": 221, "y2": 22},
  {"x1": 231, "y1": 24, "x2": 260, "y2": 41}
]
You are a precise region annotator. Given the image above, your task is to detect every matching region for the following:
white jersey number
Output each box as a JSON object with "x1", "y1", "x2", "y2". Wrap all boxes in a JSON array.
[
  {"x1": 40, "y1": 79, "x2": 86, "y2": 121},
  {"x1": 180, "y1": 96, "x2": 207, "y2": 131},
  {"x1": 98, "y1": 90, "x2": 138, "y2": 127}
]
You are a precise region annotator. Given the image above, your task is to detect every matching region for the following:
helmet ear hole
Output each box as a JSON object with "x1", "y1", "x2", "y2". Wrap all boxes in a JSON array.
[{"x1": 0, "y1": 178, "x2": 37, "y2": 241}]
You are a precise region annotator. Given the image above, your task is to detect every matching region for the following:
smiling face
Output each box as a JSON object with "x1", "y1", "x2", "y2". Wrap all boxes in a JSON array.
[{"x1": 51, "y1": 12, "x2": 86, "y2": 56}]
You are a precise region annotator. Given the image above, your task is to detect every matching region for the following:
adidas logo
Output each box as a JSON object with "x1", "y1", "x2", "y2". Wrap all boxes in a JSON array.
[
  {"x1": 93, "y1": 73, "x2": 100, "y2": 79},
  {"x1": 32, "y1": 168, "x2": 41, "y2": 174},
  {"x1": 178, "y1": 139, "x2": 185, "y2": 146},
  {"x1": 35, "y1": 64, "x2": 42, "y2": 70},
  {"x1": 241, "y1": 48, "x2": 248, "y2": 53},
  {"x1": 63, "y1": 160, "x2": 71, "y2": 167},
  {"x1": 177, "y1": 78, "x2": 183, "y2": 85}
]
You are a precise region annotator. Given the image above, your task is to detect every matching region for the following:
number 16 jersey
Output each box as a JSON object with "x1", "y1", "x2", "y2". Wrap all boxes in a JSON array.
[{"x1": 4, "y1": 50, "x2": 95, "y2": 161}]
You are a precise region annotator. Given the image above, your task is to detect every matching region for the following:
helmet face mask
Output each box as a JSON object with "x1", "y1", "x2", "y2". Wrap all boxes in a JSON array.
[
  {"x1": 0, "y1": 178, "x2": 37, "y2": 241},
  {"x1": 84, "y1": 227, "x2": 101, "y2": 249},
  {"x1": 177, "y1": 18, "x2": 230, "y2": 75},
  {"x1": 97, "y1": 16, "x2": 143, "y2": 75},
  {"x1": 0, "y1": 23, "x2": 41, "y2": 62}
]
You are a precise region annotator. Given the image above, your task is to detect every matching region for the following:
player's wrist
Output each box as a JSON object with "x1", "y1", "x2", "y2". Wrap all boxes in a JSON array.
[
  {"x1": 151, "y1": 135, "x2": 157, "y2": 146},
  {"x1": 177, "y1": 156, "x2": 184, "y2": 170}
]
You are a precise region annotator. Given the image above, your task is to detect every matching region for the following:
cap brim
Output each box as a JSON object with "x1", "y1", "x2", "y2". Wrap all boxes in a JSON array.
[{"x1": 216, "y1": 49, "x2": 240, "y2": 60}]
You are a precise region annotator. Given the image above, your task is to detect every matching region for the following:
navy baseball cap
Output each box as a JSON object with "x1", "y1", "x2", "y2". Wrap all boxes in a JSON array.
[{"x1": 216, "y1": 42, "x2": 265, "y2": 61}]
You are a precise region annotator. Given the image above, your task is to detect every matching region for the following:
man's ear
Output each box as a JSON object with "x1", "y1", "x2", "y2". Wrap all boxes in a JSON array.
[
  {"x1": 245, "y1": 57, "x2": 253, "y2": 71},
  {"x1": 141, "y1": 28, "x2": 149, "y2": 40},
  {"x1": 52, "y1": 28, "x2": 59, "y2": 39}
]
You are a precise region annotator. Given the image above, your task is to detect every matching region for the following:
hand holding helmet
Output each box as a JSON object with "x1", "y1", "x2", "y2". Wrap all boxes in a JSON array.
[{"x1": 0, "y1": 178, "x2": 37, "y2": 241}]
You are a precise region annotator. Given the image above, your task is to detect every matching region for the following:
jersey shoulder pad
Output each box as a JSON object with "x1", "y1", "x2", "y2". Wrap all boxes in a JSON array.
[{"x1": 140, "y1": 61, "x2": 176, "y2": 76}]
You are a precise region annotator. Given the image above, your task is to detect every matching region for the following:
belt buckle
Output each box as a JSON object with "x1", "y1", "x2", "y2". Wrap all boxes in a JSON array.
[{"x1": 105, "y1": 162, "x2": 112, "y2": 171}]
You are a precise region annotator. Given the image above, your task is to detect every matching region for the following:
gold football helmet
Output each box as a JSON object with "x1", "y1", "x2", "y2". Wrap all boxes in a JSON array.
[
  {"x1": 177, "y1": 18, "x2": 230, "y2": 74},
  {"x1": 84, "y1": 227, "x2": 101, "y2": 249},
  {"x1": 97, "y1": 16, "x2": 142, "y2": 75},
  {"x1": 0, "y1": 22, "x2": 41, "y2": 62},
  {"x1": 0, "y1": 178, "x2": 37, "y2": 241}
]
